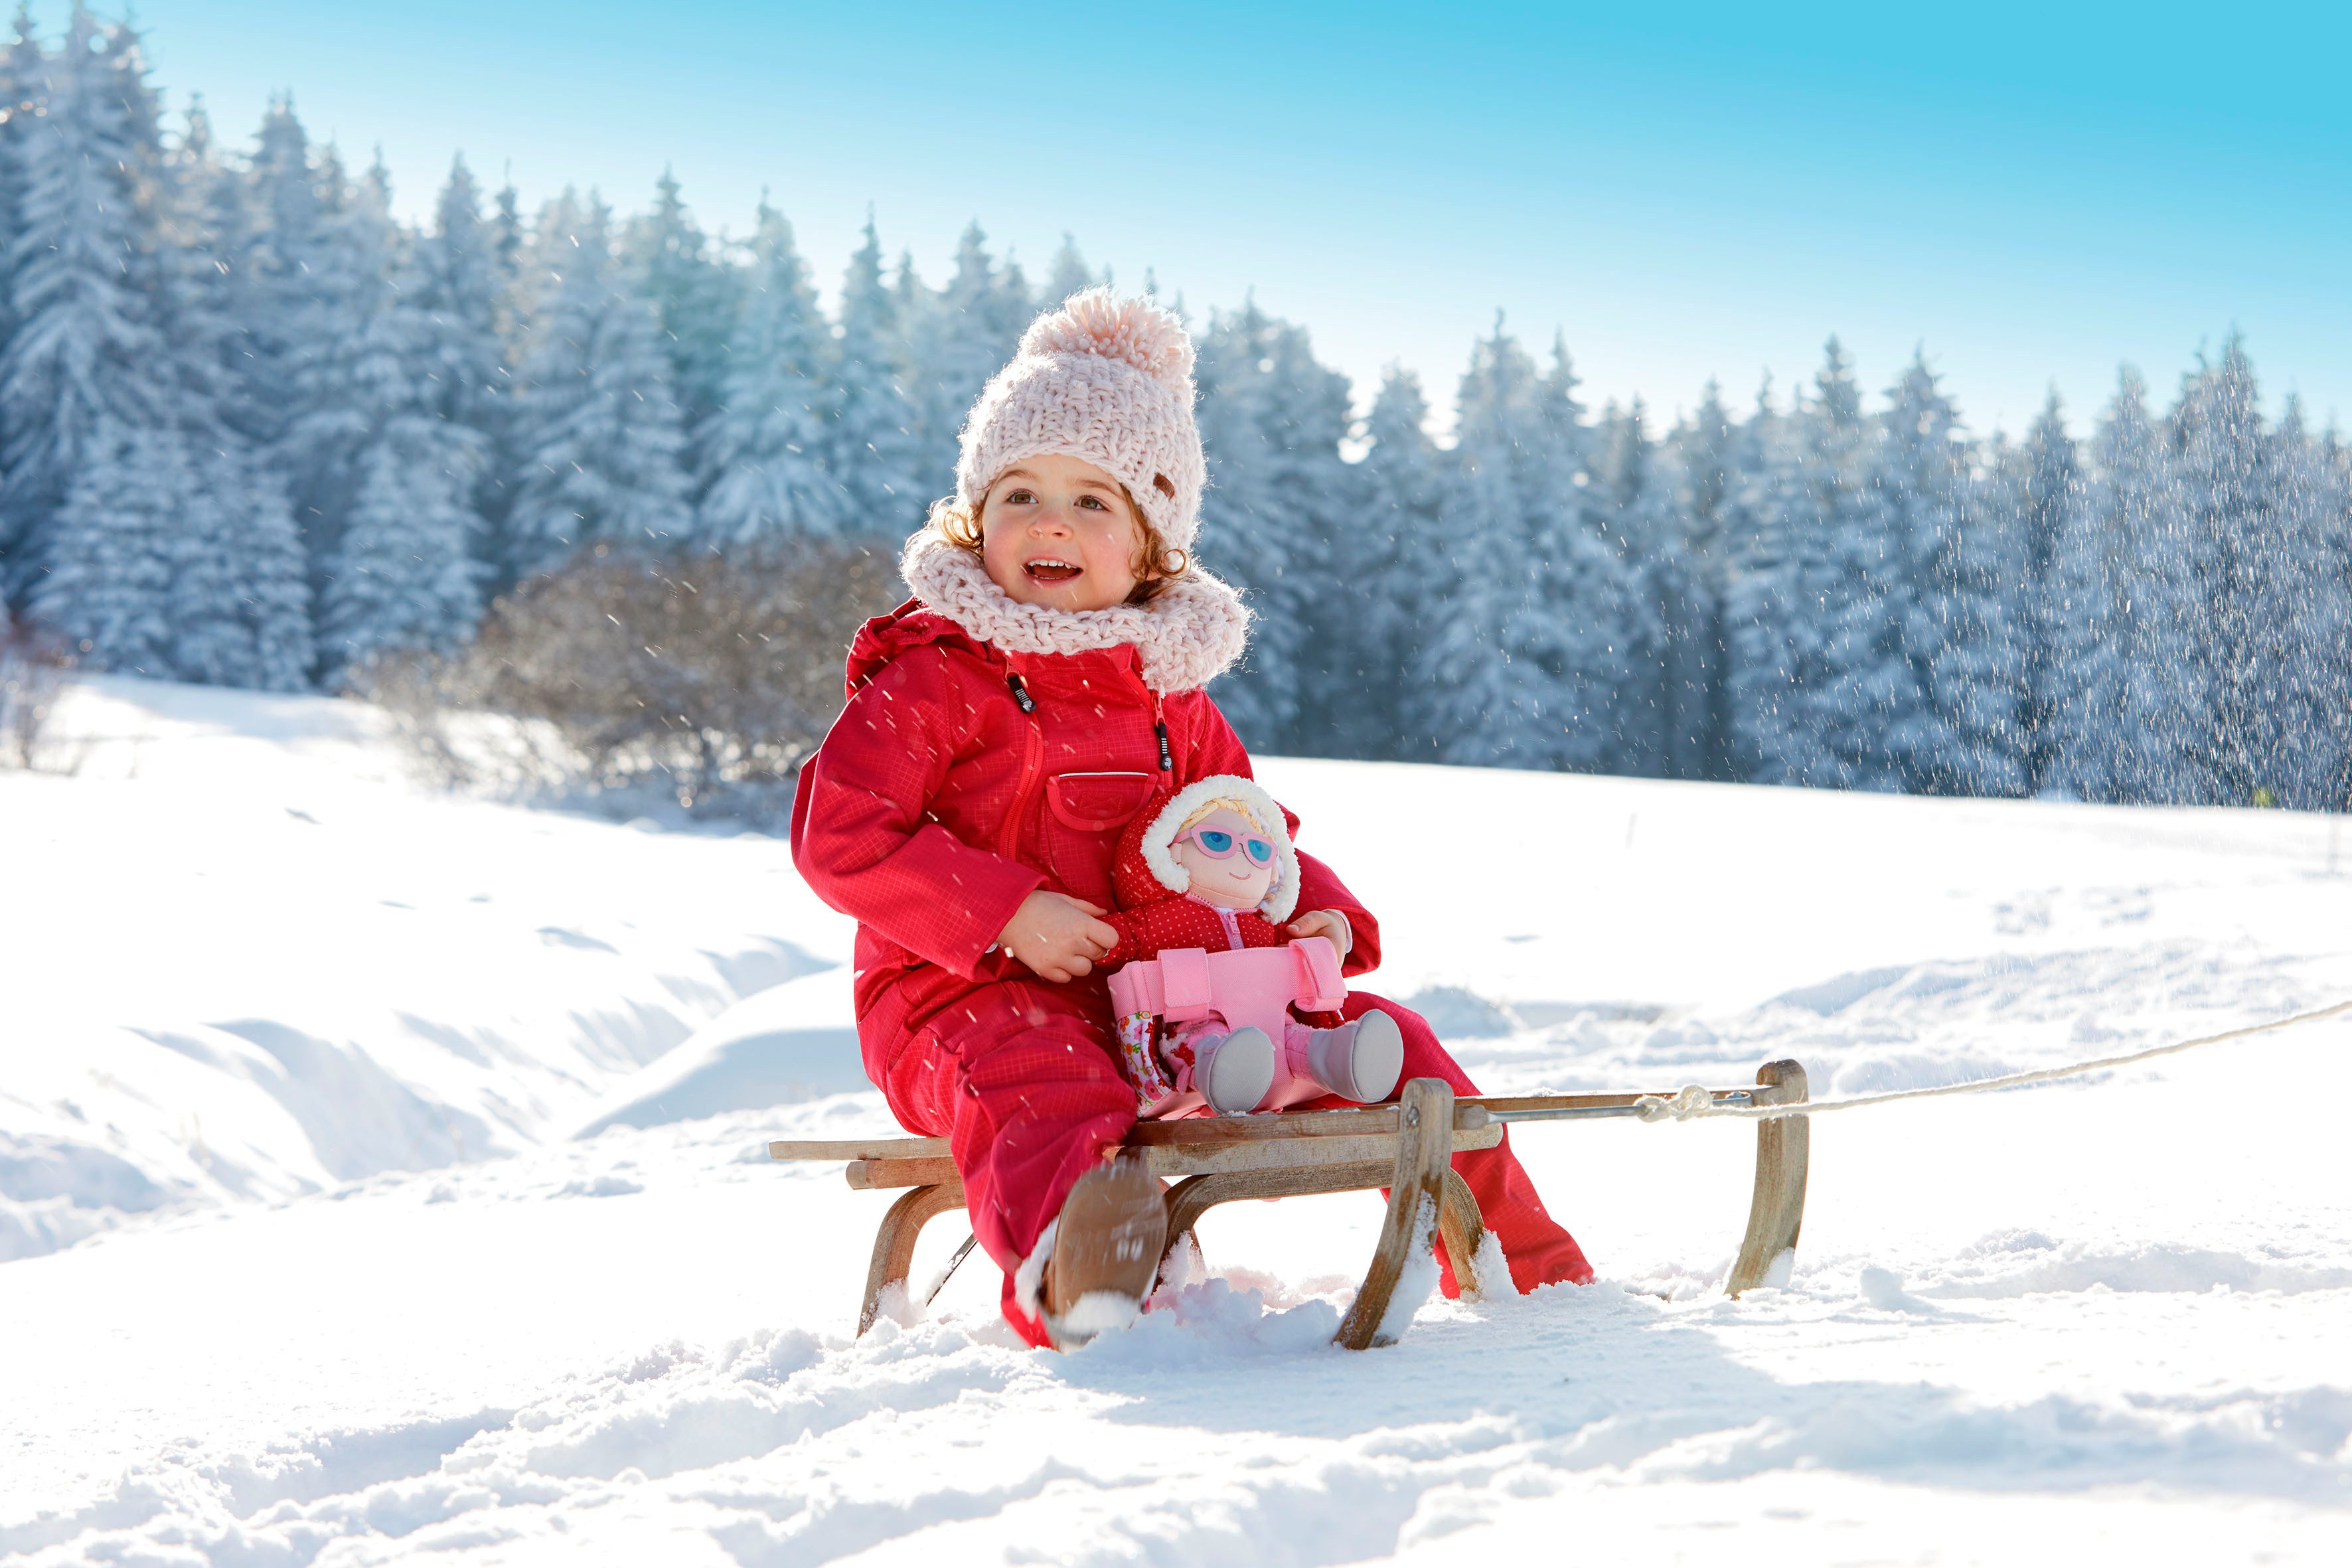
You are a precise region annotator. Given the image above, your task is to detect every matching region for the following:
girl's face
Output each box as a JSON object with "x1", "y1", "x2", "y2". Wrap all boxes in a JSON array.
[{"x1": 978, "y1": 453, "x2": 1146, "y2": 612}]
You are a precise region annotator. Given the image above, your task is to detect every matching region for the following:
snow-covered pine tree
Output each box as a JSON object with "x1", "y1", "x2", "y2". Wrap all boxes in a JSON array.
[
  {"x1": 1720, "y1": 378, "x2": 1819, "y2": 785},
  {"x1": 2077, "y1": 368, "x2": 2203, "y2": 803},
  {"x1": 2013, "y1": 392, "x2": 2081, "y2": 794},
  {"x1": 1884, "y1": 353, "x2": 2013, "y2": 795},
  {"x1": 30, "y1": 422, "x2": 179, "y2": 672},
  {"x1": 903, "y1": 222, "x2": 1030, "y2": 500},
  {"x1": 2170, "y1": 336, "x2": 2296, "y2": 805},
  {"x1": 2314, "y1": 418, "x2": 2352, "y2": 811},
  {"x1": 1666, "y1": 380, "x2": 1739, "y2": 779},
  {"x1": 829, "y1": 213, "x2": 921, "y2": 538},
  {"x1": 2256, "y1": 393, "x2": 2352, "y2": 807},
  {"x1": 1351, "y1": 366, "x2": 1444, "y2": 759},
  {"x1": 1600, "y1": 396, "x2": 1704, "y2": 777},
  {"x1": 1, "y1": 5, "x2": 173, "y2": 631},
  {"x1": 273, "y1": 149, "x2": 410, "y2": 621},
  {"x1": 310, "y1": 161, "x2": 494, "y2": 676},
  {"x1": 1420, "y1": 320, "x2": 1634, "y2": 771},
  {"x1": 1191, "y1": 297, "x2": 1356, "y2": 752},
  {"x1": 692, "y1": 196, "x2": 848, "y2": 547},
  {"x1": 412, "y1": 158, "x2": 509, "y2": 444},
  {"x1": 503, "y1": 191, "x2": 692, "y2": 579},
  {"x1": 165, "y1": 98, "x2": 260, "y2": 433},
  {"x1": 1541, "y1": 335, "x2": 1644, "y2": 773},
  {"x1": 408, "y1": 155, "x2": 512, "y2": 582},
  {"x1": 319, "y1": 418, "x2": 485, "y2": 671},
  {"x1": 170, "y1": 447, "x2": 314, "y2": 690},
  {"x1": 0, "y1": 13, "x2": 38, "y2": 583},
  {"x1": 1798, "y1": 339, "x2": 1931, "y2": 791},
  {"x1": 625, "y1": 168, "x2": 740, "y2": 450},
  {"x1": 242, "y1": 96, "x2": 339, "y2": 461},
  {"x1": 159, "y1": 97, "x2": 314, "y2": 688}
]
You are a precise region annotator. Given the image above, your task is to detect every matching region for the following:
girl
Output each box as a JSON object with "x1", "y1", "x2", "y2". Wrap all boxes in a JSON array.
[{"x1": 791, "y1": 289, "x2": 1592, "y2": 1348}]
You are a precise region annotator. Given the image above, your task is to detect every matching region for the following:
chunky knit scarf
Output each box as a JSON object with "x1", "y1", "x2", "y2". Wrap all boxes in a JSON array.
[{"x1": 899, "y1": 531, "x2": 1251, "y2": 695}]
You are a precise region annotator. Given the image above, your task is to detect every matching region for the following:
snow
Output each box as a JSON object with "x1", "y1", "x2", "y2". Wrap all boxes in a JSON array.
[{"x1": 5, "y1": 674, "x2": 2352, "y2": 1563}]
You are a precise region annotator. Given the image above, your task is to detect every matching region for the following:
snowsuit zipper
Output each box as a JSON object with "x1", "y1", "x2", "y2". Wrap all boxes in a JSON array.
[{"x1": 998, "y1": 660, "x2": 1047, "y2": 862}]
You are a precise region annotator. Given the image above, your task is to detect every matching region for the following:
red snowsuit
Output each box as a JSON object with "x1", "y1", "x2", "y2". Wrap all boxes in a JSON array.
[{"x1": 790, "y1": 599, "x2": 1593, "y2": 1344}]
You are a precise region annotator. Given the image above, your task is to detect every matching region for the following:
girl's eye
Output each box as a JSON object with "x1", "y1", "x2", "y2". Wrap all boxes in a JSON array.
[
  {"x1": 1004, "y1": 489, "x2": 1035, "y2": 505},
  {"x1": 1077, "y1": 494, "x2": 1105, "y2": 509}
]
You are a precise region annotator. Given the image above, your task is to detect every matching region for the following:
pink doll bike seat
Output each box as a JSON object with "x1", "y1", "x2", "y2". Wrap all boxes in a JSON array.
[
  {"x1": 1106, "y1": 938, "x2": 1346, "y2": 1038},
  {"x1": 1107, "y1": 939, "x2": 1351, "y2": 1115}
]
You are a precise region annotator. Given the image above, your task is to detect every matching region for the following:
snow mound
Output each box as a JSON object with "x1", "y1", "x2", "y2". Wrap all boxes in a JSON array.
[
  {"x1": 569, "y1": 969, "x2": 863, "y2": 1137},
  {"x1": 11, "y1": 680, "x2": 2352, "y2": 1562}
]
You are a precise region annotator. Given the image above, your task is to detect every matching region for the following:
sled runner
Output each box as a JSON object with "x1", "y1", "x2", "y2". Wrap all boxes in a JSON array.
[{"x1": 767, "y1": 1058, "x2": 1810, "y2": 1348}]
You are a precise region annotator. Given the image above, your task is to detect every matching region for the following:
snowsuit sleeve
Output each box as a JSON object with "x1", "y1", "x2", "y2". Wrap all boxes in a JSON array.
[
  {"x1": 791, "y1": 647, "x2": 1044, "y2": 980},
  {"x1": 1182, "y1": 696, "x2": 1383, "y2": 978}
]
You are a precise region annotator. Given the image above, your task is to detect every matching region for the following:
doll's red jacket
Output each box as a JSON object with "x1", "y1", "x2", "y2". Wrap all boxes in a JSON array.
[{"x1": 788, "y1": 601, "x2": 1381, "y2": 1084}]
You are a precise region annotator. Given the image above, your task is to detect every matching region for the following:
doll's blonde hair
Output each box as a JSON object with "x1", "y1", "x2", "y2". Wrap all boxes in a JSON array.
[{"x1": 1178, "y1": 796, "x2": 1273, "y2": 840}]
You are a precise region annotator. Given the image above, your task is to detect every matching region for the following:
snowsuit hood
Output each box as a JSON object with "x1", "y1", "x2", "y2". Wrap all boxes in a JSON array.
[
  {"x1": 842, "y1": 599, "x2": 980, "y2": 696},
  {"x1": 1111, "y1": 773, "x2": 1302, "y2": 924}
]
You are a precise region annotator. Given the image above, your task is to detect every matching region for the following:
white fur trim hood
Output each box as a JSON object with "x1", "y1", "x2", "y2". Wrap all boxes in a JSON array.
[
  {"x1": 1134, "y1": 774, "x2": 1301, "y2": 924},
  {"x1": 900, "y1": 531, "x2": 1251, "y2": 695}
]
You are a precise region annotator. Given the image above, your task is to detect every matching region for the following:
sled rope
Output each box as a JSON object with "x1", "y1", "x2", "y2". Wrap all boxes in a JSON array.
[{"x1": 1629, "y1": 996, "x2": 2352, "y2": 1125}]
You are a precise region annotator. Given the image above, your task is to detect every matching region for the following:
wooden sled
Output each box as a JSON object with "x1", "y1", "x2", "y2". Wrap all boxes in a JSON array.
[{"x1": 767, "y1": 1058, "x2": 1810, "y2": 1349}]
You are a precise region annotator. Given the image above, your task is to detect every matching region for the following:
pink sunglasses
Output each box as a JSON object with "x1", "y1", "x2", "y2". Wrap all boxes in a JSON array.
[{"x1": 1175, "y1": 825, "x2": 1277, "y2": 866}]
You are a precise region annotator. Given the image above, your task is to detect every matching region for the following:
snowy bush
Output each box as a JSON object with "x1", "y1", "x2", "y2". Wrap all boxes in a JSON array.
[
  {"x1": 0, "y1": 613, "x2": 72, "y2": 772},
  {"x1": 362, "y1": 542, "x2": 898, "y2": 816}
]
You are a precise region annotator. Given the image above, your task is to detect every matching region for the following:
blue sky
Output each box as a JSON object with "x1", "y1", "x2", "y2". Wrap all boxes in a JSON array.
[{"x1": 98, "y1": 1, "x2": 2352, "y2": 439}]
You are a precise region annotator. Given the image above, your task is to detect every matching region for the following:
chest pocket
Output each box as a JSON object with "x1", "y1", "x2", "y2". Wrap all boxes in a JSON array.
[{"x1": 1043, "y1": 771, "x2": 1158, "y2": 900}]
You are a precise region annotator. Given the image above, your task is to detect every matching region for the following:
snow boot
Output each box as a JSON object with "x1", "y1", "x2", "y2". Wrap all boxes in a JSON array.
[
  {"x1": 1042, "y1": 1155, "x2": 1168, "y2": 1349},
  {"x1": 1288, "y1": 1007, "x2": 1405, "y2": 1104}
]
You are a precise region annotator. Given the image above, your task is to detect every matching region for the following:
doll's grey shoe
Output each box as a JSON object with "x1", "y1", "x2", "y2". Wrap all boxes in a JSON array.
[
  {"x1": 1300, "y1": 1008, "x2": 1405, "y2": 1103},
  {"x1": 1196, "y1": 1026, "x2": 1276, "y2": 1115}
]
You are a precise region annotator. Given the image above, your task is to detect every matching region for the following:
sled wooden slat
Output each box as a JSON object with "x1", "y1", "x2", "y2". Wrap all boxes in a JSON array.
[
  {"x1": 773, "y1": 1100, "x2": 1491, "y2": 1167},
  {"x1": 1460, "y1": 1087, "x2": 1756, "y2": 1117},
  {"x1": 1725, "y1": 1058, "x2": 1810, "y2": 1296},
  {"x1": 1120, "y1": 1100, "x2": 1493, "y2": 1146},
  {"x1": 1438, "y1": 1168, "x2": 1492, "y2": 1299},
  {"x1": 1160, "y1": 1160, "x2": 1395, "y2": 1271},
  {"x1": 846, "y1": 1157, "x2": 962, "y2": 1191},
  {"x1": 858, "y1": 1182, "x2": 967, "y2": 1336},
  {"x1": 1334, "y1": 1078, "x2": 1456, "y2": 1350},
  {"x1": 771, "y1": 1135, "x2": 949, "y2": 1162},
  {"x1": 846, "y1": 1125, "x2": 1502, "y2": 1192},
  {"x1": 773, "y1": 1057, "x2": 1811, "y2": 1346}
]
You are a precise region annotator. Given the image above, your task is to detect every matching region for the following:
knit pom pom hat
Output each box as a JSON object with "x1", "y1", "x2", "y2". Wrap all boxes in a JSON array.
[{"x1": 954, "y1": 288, "x2": 1208, "y2": 554}]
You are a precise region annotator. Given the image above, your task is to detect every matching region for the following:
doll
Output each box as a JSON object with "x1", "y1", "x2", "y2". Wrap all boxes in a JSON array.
[{"x1": 1098, "y1": 775, "x2": 1404, "y2": 1117}]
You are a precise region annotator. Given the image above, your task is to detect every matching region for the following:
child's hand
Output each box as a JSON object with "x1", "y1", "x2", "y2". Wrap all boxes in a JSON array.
[
  {"x1": 997, "y1": 890, "x2": 1121, "y2": 983},
  {"x1": 1287, "y1": 908, "x2": 1354, "y2": 966}
]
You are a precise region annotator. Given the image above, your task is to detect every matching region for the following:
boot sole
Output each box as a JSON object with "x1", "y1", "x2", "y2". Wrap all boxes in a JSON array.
[
  {"x1": 1045, "y1": 1158, "x2": 1169, "y2": 1345},
  {"x1": 1202, "y1": 1026, "x2": 1277, "y2": 1115},
  {"x1": 1349, "y1": 1008, "x2": 1405, "y2": 1103}
]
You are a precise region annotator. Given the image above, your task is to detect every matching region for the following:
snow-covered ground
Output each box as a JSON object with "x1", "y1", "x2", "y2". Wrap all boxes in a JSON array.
[{"x1": 5, "y1": 676, "x2": 2350, "y2": 1565}]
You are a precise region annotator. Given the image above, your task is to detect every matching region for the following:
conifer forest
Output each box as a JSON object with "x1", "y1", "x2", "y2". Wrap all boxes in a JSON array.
[{"x1": 3, "y1": 8, "x2": 2346, "y2": 811}]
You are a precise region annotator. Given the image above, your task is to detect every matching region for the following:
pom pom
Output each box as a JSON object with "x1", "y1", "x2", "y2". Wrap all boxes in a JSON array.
[{"x1": 1020, "y1": 287, "x2": 1194, "y2": 392}]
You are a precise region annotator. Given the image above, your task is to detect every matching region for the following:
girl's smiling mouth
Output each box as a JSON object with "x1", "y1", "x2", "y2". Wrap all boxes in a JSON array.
[{"x1": 1023, "y1": 558, "x2": 1083, "y2": 584}]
